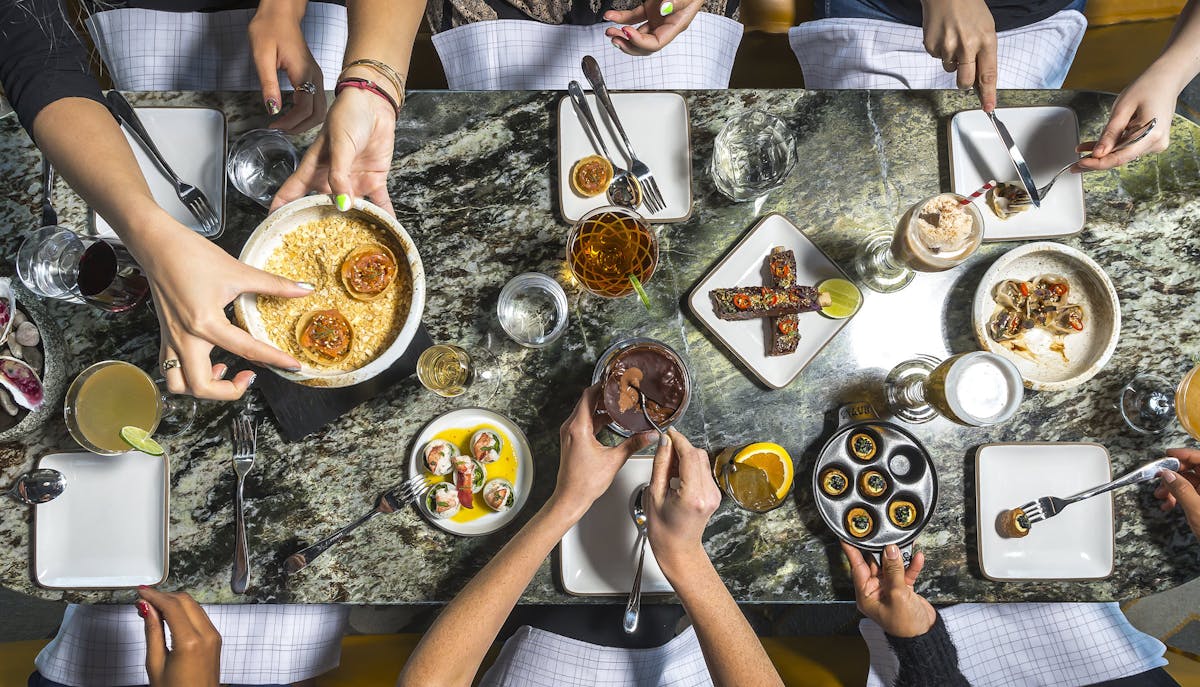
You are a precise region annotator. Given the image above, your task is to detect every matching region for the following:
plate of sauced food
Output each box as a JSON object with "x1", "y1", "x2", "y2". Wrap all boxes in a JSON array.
[
  {"x1": 972, "y1": 242, "x2": 1119, "y2": 392},
  {"x1": 688, "y1": 213, "x2": 862, "y2": 389},
  {"x1": 234, "y1": 195, "x2": 426, "y2": 387},
  {"x1": 408, "y1": 408, "x2": 534, "y2": 536}
]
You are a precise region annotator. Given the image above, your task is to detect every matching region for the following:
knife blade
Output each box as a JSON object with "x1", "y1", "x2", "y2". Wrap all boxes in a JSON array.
[{"x1": 987, "y1": 110, "x2": 1041, "y2": 208}]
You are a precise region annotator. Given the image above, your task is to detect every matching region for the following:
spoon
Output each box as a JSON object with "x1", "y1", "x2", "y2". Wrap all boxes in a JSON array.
[
  {"x1": 566, "y1": 81, "x2": 642, "y2": 210},
  {"x1": 5, "y1": 469, "x2": 65, "y2": 505},
  {"x1": 623, "y1": 484, "x2": 649, "y2": 634},
  {"x1": 632, "y1": 384, "x2": 668, "y2": 439}
]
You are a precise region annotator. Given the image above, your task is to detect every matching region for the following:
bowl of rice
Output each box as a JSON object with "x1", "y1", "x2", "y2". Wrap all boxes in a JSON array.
[{"x1": 233, "y1": 195, "x2": 425, "y2": 387}]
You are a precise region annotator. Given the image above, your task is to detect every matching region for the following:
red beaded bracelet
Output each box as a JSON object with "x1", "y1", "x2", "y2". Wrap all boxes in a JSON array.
[{"x1": 334, "y1": 77, "x2": 400, "y2": 116}]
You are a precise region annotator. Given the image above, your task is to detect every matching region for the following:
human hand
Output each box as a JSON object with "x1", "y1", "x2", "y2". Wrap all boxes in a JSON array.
[
  {"x1": 136, "y1": 587, "x2": 220, "y2": 687},
  {"x1": 1073, "y1": 69, "x2": 1178, "y2": 172},
  {"x1": 842, "y1": 542, "x2": 936, "y2": 638},
  {"x1": 1154, "y1": 448, "x2": 1200, "y2": 539},
  {"x1": 249, "y1": 0, "x2": 327, "y2": 133},
  {"x1": 272, "y1": 87, "x2": 397, "y2": 214},
  {"x1": 603, "y1": 0, "x2": 702, "y2": 56},
  {"x1": 552, "y1": 384, "x2": 654, "y2": 515},
  {"x1": 130, "y1": 216, "x2": 313, "y2": 400},
  {"x1": 920, "y1": 0, "x2": 999, "y2": 112},
  {"x1": 643, "y1": 428, "x2": 722, "y2": 574}
]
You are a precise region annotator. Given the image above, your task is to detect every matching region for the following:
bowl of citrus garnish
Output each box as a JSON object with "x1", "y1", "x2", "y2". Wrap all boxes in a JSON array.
[{"x1": 713, "y1": 442, "x2": 794, "y2": 513}]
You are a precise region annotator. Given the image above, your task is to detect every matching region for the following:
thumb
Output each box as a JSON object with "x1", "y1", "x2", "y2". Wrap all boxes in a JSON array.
[
  {"x1": 138, "y1": 599, "x2": 168, "y2": 685},
  {"x1": 328, "y1": 134, "x2": 358, "y2": 213},
  {"x1": 253, "y1": 47, "x2": 283, "y2": 116},
  {"x1": 244, "y1": 264, "x2": 317, "y2": 299},
  {"x1": 880, "y1": 544, "x2": 907, "y2": 590},
  {"x1": 648, "y1": 432, "x2": 674, "y2": 500},
  {"x1": 1093, "y1": 106, "x2": 1134, "y2": 158},
  {"x1": 1162, "y1": 470, "x2": 1200, "y2": 527}
]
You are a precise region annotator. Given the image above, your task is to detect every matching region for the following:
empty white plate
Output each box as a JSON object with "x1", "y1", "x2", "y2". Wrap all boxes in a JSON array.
[
  {"x1": 34, "y1": 451, "x2": 169, "y2": 589},
  {"x1": 557, "y1": 92, "x2": 692, "y2": 223},
  {"x1": 687, "y1": 213, "x2": 860, "y2": 389},
  {"x1": 560, "y1": 456, "x2": 673, "y2": 596},
  {"x1": 93, "y1": 106, "x2": 227, "y2": 238},
  {"x1": 976, "y1": 442, "x2": 1113, "y2": 581},
  {"x1": 949, "y1": 106, "x2": 1084, "y2": 241},
  {"x1": 408, "y1": 408, "x2": 534, "y2": 537}
]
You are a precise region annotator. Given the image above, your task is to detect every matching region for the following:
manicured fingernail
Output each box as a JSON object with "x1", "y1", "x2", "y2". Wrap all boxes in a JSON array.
[
  {"x1": 246, "y1": 373, "x2": 258, "y2": 387},
  {"x1": 214, "y1": 365, "x2": 228, "y2": 380},
  {"x1": 136, "y1": 600, "x2": 149, "y2": 618},
  {"x1": 659, "y1": 1, "x2": 674, "y2": 15},
  {"x1": 297, "y1": 281, "x2": 316, "y2": 291},
  {"x1": 885, "y1": 545, "x2": 899, "y2": 559},
  {"x1": 621, "y1": 27, "x2": 633, "y2": 39},
  {"x1": 265, "y1": 98, "x2": 280, "y2": 115},
  {"x1": 1162, "y1": 470, "x2": 1177, "y2": 483},
  {"x1": 335, "y1": 193, "x2": 351, "y2": 212},
  {"x1": 138, "y1": 585, "x2": 149, "y2": 590},
  {"x1": 612, "y1": 39, "x2": 621, "y2": 48}
]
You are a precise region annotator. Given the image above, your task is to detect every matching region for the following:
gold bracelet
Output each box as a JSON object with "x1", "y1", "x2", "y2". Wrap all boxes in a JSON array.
[{"x1": 340, "y1": 59, "x2": 406, "y2": 107}]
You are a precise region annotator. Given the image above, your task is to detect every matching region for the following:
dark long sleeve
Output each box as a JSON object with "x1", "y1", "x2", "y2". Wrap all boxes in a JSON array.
[
  {"x1": 0, "y1": 0, "x2": 106, "y2": 136},
  {"x1": 886, "y1": 613, "x2": 971, "y2": 687}
]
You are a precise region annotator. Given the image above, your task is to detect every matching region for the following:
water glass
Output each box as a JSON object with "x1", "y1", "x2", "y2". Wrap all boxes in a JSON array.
[
  {"x1": 226, "y1": 129, "x2": 300, "y2": 208},
  {"x1": 16, "y1": 228, "x2": 150, "y2": 312},
  {"x1": 710, "y1": 110, "x2": 798, "y2": 202},
  {"x1": 497, "y1": 273, "x2": 568, "y2": 348},
  {"x1": 16, "y1": 227, "x2": 85, "y2": 301}
]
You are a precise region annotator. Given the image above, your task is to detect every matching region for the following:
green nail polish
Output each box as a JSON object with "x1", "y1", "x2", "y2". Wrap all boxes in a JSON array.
[
  {"x1": 660, "y1": 1, "x2": 674, "y2": 15},
  {"x1": 335, "y1": 194, "x2": 351, "y2": 212}
]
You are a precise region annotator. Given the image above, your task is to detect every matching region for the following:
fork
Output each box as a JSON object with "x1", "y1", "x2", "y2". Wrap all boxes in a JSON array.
[
  {"x1": 581, "y1": 56, "x2": 667, "y2": 214},
  {"x1": 230, "y1": 415, "x2": 258, "y2": 594},
  {"x1": 41, "y1": 155, "x2": 58, "y2": 228},
  {"x1": 104, "y1": 90, "x2": 221, "y2": 236},
  {"x1": 1016, "y1": 456, "x2": 1180, "y2": 526},
  {"x1": 284, "y1": 475, "x2": 433, "y2": 574},
  {"x1": 1007, "y1": 118, "x2": 1156, "y2": 208}
]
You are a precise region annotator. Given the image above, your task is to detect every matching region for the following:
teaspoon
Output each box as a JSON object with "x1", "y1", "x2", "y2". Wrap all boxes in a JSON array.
[
  {"x1": 5, "y1": 469, "x2": 65, "y2": 505},
  {"x1": 623, "y1": 484, "x2": 649, "y2": 634},
  {"x1": 567, "y1": 81, "x2": 642, "y2": 210}
]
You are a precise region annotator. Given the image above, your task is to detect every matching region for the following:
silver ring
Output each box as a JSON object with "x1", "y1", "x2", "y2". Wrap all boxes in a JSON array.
[
  {"x1": 298, "y1": 81, "x2": 317, "y2": 95},
  {"x1": 161, "y1": 359, "x2": 181, "y2": 372}
]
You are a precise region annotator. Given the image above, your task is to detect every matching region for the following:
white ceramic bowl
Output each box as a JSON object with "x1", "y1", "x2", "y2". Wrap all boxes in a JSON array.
[
  {"x1": 233, "y1": 195, "x2": 425, "y2": 387},
  {"x1": 972, "y1": 242, "x2": 1119, "y2": 392}
]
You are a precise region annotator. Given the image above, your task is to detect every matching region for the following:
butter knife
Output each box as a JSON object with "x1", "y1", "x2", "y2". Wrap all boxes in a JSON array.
[{"x1": 987, "y1": 110, "x2": 1041, "y2": 208}]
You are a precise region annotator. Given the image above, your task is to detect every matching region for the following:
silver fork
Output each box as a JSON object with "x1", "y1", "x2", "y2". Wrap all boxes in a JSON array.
[
  {"x1": 1008, "y1": 118, "x2": 1157, "y2": 208},
  {"x1": 581, "y1": 56, "x2": 667, "y2": 214},
  {"x1": 284, "y1": 475, "x2": 433, "y2": 574},
  {"x1": 230, "y1": 415, "x2": 258, "y2": 594},
  {"x1": 104, "y1": 90, "x2": 221, "y2": 236},
  {"x1": 1016, "y1": 456, "x2": 1179, "y2": 526}
]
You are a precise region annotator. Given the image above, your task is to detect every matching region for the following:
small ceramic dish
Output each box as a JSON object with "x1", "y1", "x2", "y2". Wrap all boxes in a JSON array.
[
  {"x1": 34, "y1": 451, "x2": 169, "y2": 589},
  {"x1": 0, "y1": 280, "x2": 66, "y2": 442},
  {"x1": 972, "y1": 242, "x2": 1119, "y2": 391},
  {"x1": 407, "y1": 408, "x2": 533, "y2": 537},
  {"x1": 234, "y1": 195, "x2": 426, "y2": 388},
  {"x1": 975, "y1": 442, "x2": 1114, "y2": 581},
  {"x1": 560, "y1": 455, "x2": 672, "y2": 596}
]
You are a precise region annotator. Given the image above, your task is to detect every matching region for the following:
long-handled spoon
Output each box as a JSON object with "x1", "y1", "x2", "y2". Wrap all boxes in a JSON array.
[{"x1": 623, "y1": 484, "x2": 649, "y2": 634}]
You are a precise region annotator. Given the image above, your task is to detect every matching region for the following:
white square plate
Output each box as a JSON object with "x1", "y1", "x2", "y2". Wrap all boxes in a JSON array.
[
  {"x1": 687, "y1": 213, "x2": 860, "y2": 389},
  {"x1": 976, "y1": 442, "x2": 1113, "y2": 581},
  {"x1": 557, "y1": 92, "x2": 692, "y2": 223},
  {"x1": 34, "y1": 451, "x2": 169, "y2": 589},
  {"x1": 560, "y1": 456, "x2": 673, "y2": 596},
  {"x1": 93, "y1": 106, "x2": 227, "y2": 238},
  {"x1": 949, "y1": 106, "x2": 1084, "y2": 241}
]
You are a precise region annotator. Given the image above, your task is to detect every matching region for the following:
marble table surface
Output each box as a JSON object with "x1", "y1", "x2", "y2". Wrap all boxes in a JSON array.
[{"x1": 1, "y1": 89, "x2": 1198, "y2": 605}]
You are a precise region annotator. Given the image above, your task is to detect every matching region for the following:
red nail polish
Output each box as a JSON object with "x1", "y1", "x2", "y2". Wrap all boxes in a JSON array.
[
  {"x1": 136, "y1": 601, "x2": 148, "y2": 618},
  {"x1": 138, "y1": 585, "x2": 149, "y2": 590},
  {"x1": 622, "y1": 27, "x2": 633, "y2": 40}
]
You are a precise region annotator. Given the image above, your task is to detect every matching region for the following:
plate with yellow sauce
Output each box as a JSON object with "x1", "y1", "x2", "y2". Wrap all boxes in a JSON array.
[{"x1": 408, "y1": 408, "x2": 533, "y2": 536}]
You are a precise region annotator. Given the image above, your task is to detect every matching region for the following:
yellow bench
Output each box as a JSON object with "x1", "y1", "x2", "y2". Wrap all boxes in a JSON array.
[{"x1": 2, "y1": 634, "x2": 1198, "y2": 686}]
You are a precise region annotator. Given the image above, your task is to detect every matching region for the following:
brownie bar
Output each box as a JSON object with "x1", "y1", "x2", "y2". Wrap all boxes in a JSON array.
[
  {"x1": 709, "y1": 285, "x2": 829, "y2": 321},
  {"x1": 767, "y1": 247, "x2": 800, "y2": 356}
]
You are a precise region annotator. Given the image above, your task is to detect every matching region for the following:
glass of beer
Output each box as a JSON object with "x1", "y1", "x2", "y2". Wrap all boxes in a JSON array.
[
  {"x1": 64, "y1": 360, "x2": 195, "y2": 455},
  {"x1": 1118, "y1": 363, "x2": 1200, "y2": 438},
  {"x1": 856, "y1": 193, "x2": 984, "y2": 294},
  {"x1": 885, "y1": 352, "x2": 1023, "y2": 425},
  {"x1": 566, "y1": 206, "x2": 658, "y2": 299}
]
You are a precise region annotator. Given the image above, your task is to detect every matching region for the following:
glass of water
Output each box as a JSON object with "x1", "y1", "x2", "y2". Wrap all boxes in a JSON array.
[
  {"x1": 16, "y1": 227, "x2": 86, "y2": 302},
  {"x1": 497, "y1": 273, "x2": 569, "y2": 347},
  {"x1": 226, "y1": 129, "x2": 300, "y2": 208},
  {"x1": 710, "y1": 110, "x2": 797, "y2": 202}
]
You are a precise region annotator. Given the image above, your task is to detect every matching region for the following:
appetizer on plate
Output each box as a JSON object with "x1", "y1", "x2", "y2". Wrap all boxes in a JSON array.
[
  {"x1": 295, "y1": 309, "x2": 353, "y2": 365},
  {"x1": 482, "y1": 478, "x2": 515, "y2": 512},
  {"x1": 820, "y1": 467, "x2": 849, "y2": 497},
  {"x1": 767, "y1": 248, "x2": 800, "y2": 356},
  {"x1": 987, "y1": 274, "x2": 1086, "y2": 362},
  {"x1": 427, "y1": 482, "x2": 461, "y2": 520},
  {"x1": 986, "y1": 182, "x2": 1034, "y2": 221},
  {"x1": 569, "y1": 155, "x2": 613, "y2": 198},
  {"x1": 849, "y1": 432, "x2": 877, "y2": 462},
  {"x1": 888, "y1": 500, "x2": 918, "y2": 528},
  {"x1": 452, "y1": 454, "x2": 486, "y2": 509},
  {"x1": 859, "y1": 470, "x2": 888, "y2": 498},
  {"x1": 341, "y1": 243, "x2": 398, "y2": 301},
  {"x1": 471, "y1": 429, "x2": 503, "y2": 464},
  {"x1": 998, "y1": 507, "x2": 1031, "y2": 538},
  {"x1": 846, "y1": 507, "x2": 874, "y2": 538},
  {"x1": 423, "y1": 439, "x2": 458, "y2": 476}
]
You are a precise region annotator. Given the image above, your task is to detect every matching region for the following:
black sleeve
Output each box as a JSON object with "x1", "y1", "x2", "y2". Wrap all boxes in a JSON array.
[
  {"x1": 886, "y1": 613, "x2": 971, "y2": 687},
  {"x1": 0, "y1": 0, "x2": 107, "y2": 138}
]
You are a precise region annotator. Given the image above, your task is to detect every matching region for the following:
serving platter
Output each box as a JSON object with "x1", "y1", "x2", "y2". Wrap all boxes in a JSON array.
[
  {"x1": 972, "y1": 241, "x2": 1119, "y2": 392},
  {"x1": 407, "y1": 408, "x2": 533, "y2": 537}
]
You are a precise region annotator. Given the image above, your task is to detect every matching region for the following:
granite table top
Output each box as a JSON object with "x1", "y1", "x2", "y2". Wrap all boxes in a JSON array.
[{"x1": 0, "y1": 89, "x2": 1197, "y2": 605}]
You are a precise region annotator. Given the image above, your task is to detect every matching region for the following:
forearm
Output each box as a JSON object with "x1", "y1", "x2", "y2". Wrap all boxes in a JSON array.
[
  {"x1": 397, "y1": 497, "x2": 584, "y2": 687},
  {"x1": 1152, "y1": 0, "x2": 1200, "y2": 91},
  {"x1": 30, "y1": 98, "x2": 176, "y2": 261},
  {"x1": 887, "y1": 613, "x2": 970, "y2": 687},
  {"x1": 664, "y1": 550, "x2": 783, "y2": 687},
  {"x1": 342, "y1": 0, "x2": 424, "y2": 91}
]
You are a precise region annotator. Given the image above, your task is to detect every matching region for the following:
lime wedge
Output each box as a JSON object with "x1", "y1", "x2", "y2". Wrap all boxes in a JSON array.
[
  {"x1": 628, "y1": 274, "x2": 651, "y2": 310},
  {"x1": 817, "y1": 278, "x2": 862, "y2": 319},
  {"x1": 120, "y1": 426, "x2": 165, "y2": 456}
]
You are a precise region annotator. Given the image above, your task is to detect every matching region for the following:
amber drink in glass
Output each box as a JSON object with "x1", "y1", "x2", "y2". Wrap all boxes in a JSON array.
[{"x1": 566, "y1": 206, "x2": 658, "y2": 298}]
